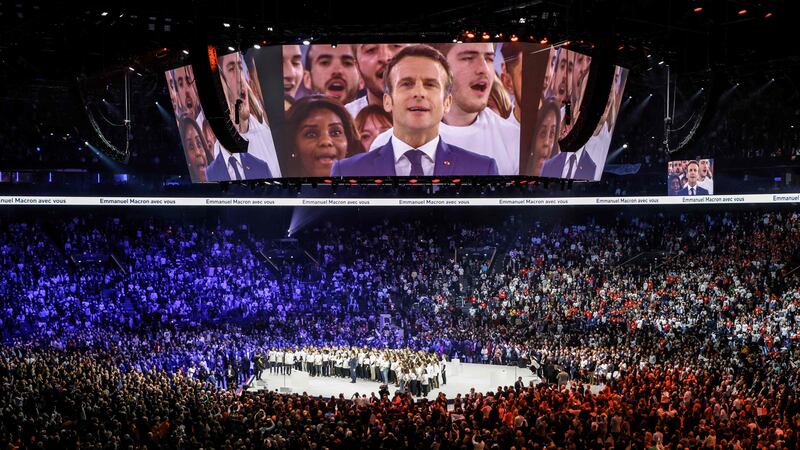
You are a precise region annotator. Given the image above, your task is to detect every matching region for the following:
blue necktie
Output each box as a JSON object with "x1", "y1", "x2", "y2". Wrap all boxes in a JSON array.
[
  {"x1": 566, "y1": 154, "x2": 577, "y2": 179},
  {"x1": 690, "y1": 187, "x2": 695, "y2": 196},
  {"x1": 229, "y1": 156, "x2": 243, "y2": 180},
  {"x1": 405, "y1": 149, "x2": 425, "y2": 177}
]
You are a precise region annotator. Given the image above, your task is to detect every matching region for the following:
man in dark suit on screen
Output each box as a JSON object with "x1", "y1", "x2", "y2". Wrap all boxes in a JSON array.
[
  {"x1": 677, "y1": 160, "x2": 710, "y2": 196},
  {"x1": 206, "y1": 147, "x2": 273, "y2": 182},
  {"x1": 540, "y1": 148, "x2": 597, "y2": 180},
  {"x1": 331, "y1": 45, "x2": 498, "y2": 177}
]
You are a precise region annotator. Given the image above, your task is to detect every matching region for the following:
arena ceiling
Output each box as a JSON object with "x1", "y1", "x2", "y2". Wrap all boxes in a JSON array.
[{"x1": 0, "y1": 0, "x2": 793, "y2": 94}]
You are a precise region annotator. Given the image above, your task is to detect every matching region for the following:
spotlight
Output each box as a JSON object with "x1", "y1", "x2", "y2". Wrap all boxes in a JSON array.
[
  {"x1": 466, "y1": 31, "x2": 475, "y2": 39},
  {"x1": 223, "y1": 22, "x2": 231, "y2": 27},
  {"x1": 693, "y1": 7, "x2": 703, "y2": 13},
  {"x1": 331, "y1": 43, "x2": 337, "y2": 48},
  {"x1": 481, "y1": 32, "x2": 490, "y2": 40},
  {"x1": 622, "y1": 143, "x2": 628, "y2": 149},
  {"x1": 302, "y1": 39, "x2": 310, "y2": 45},
  {"x1": 765, "y1": 12, "x2": 773, "y2": 18},
  {"x1": 227, "y1": 46, "x2": 235, "y2": 52},
  {"x1": 540, "y1": 37, "x2": 548, "y2": 44},
  {"x1": 408, "y1": 179, "x2": 418, "y2": 184},
  {"x1": 128, "y1": 66, "x2": 135, "y2": 71},
  {"x1": 253, "y1": 44, "x2": 261, "y2": 49},
  {"x1": 510, "y1": 34, "x2": 519, "y2": 42},
  {"x1": 181, "y1": 49, "x2": 189, "y2": 55},
  {"x1": 658, "y1": 60, "x2": 665, "y2": 65},
  {"x1": 431, "y1": 179, "x2": 441, "y2": 183},
  {"x1": 374, "y1": 179, "x2": 383, "y2": 184},
  {"x1": 738, "y1": 9, "x2": 747, "y2": 16},
  {"x1": 101, "y1": 11, "x2": 108, "y2": 17}
]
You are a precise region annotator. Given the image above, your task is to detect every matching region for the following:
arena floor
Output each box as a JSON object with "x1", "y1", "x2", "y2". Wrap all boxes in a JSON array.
[{"x1": 246, "y1": 361, "x2": 541, "y2": 399}]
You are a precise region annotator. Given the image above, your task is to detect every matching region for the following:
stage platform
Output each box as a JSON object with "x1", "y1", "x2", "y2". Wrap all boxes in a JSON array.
[{"x1": 246, "y1": 361, "x2": 540, "y2": 399}]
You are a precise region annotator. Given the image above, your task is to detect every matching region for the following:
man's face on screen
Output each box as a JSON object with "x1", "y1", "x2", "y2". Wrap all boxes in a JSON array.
[
  {"x1": 167, "y1": 71, "x2": 180, "y2": 114},
  {"x1": 219, "y1": 52, "x2": 250, "y2": 123},
  {"x1": 542, "y1": 49, "x2": 557, "y2": 98},
  {"x1": 283, "y1": 45, "x2": 304, "y2": 98},
  {"x1": 699, "y1": 160, "x2": 710, "y2": 177},
  {"x1": 384, "y1": 55, "x2": 451, "y2": 138},
  {"x1": 571, "y1": 52, "x2": 589, "y2": 95},
  {"x1": 304, "y1": 45, "x2": 361, "y2": 104},
  {"x1": 686, "y1": 163, "x2": 699, "y2": 185},
  {"x1": 176, "y1": 66, "x2": 200, "y2": 119},
  {"x1": 501, "y1": 54, "x2": 522, "y2": 107},
  {"x1": 445, "y1": 43, "x2": 494, "y2": 115},
  {"x1": 356, "y1": 44, "x2": 410, "y2": 100},
  {"x1": 552, "y1": 49, "x2": 572, "y2": 104}
]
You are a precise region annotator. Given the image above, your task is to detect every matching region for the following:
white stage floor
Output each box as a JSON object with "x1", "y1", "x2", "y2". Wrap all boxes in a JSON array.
[{"x1": 247, "y1": 362, "x2": 540, "y2": 399}]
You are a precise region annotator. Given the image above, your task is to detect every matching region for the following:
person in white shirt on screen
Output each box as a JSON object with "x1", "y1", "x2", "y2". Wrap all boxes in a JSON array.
[
  {"x1": 584, "y1": 73, "x2": 620, "y2": 181},
  {"x1": 677, "y1": 160, "x2": 710, "y2": 195},
  {"x1": 698, "y1": 159, "x2": 714, "y2": 194},
  {"x1": 370, "y1": 43, "x2": 519, "y2": 175},
  {"x1": 282, "y1": 45, "x2": 304, "y2": 99},
  {"x1": 173, "y1": 66, "x2": 205, "y2": 131},
  {"x1": 500, "y1": 42, "x2": 524, "y2": 128},
  {"x1": 209, "y1": 51, "x2": 282, "y2": 179},
  {"x1": 303, "y1": 44, "x2": 362, "y2": 105},
  {"x1": 346, "y1": 44, "x2": 411, "y2": 118},
  {"x1": 550, "y1": 48, "x2": 570, "y2": 106}
]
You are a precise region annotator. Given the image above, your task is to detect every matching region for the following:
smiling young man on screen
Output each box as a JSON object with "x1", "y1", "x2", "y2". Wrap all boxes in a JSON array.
[{"x1": 331, "y1": 45, "x2": 498, "y2": 177}]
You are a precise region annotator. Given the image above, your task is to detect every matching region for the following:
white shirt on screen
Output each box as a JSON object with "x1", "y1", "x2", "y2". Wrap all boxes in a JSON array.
[
  {"x1": 195, "y1": 110, "x2": 206, "y2": 133},
  {"x1": 561, "y1": 148, "x2": 586, "y2": 179},
  {"x1": 371, "y1": 108, "x2": 520, "y2": 175},
  {"x1": 583, "y1": 123, "x2": 612, "y2": 181},
  {"x1": 345, "y1": 95, "x2": 369, "y2": 119},
  {"x1": 391, "y1": 135, "x2": 438, "y2": 176},
  {"x1": 698, "y1": 177, "x2": 714, "y2": 195},
  {"x1": 506, "y1": 106, "x2": 520, "y2": 128},
  {"x1": 220, "y1": 149, "x2": 245, "y2": 180},
  {"x1": 213, "y1": 118, "x2": 281, "y2": 178}
]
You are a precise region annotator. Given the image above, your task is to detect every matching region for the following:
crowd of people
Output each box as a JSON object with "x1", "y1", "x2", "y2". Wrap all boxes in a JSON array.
[{"x1": 1, "y1": 208, "x2": 800, "y2": 448}]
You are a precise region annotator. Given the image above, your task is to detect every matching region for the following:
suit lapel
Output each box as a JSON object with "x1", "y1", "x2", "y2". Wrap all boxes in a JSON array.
[
  {"x1": 240, "y1": 153, "x2": 251, "y2": 178},
  {"x1": 214, "y1": 153, "x2": 231, "y2": 181},
  {"x1": 576, "y1": 152, "x2": 592, "y2": 178},
  {"x1": 546, "y1": 152, "x2": 567, "y2": 177},
  {"x1": 434, "y1": 139, "x2": 455, "y2": 176},
  {"x1": 375, "y1": 141, "x2": 399, "y2": 176}
]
